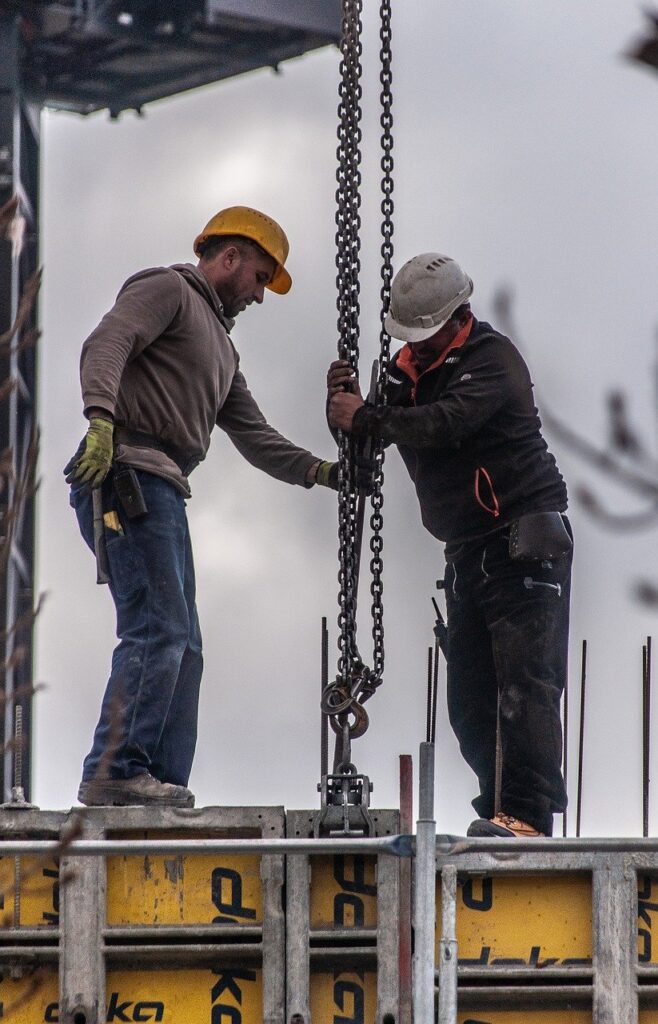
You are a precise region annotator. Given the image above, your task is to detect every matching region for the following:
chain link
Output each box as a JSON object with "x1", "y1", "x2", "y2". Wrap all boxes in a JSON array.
[
  {"x1": 329, "y1": 0, "x2": 393, "y2": 756},
  {"x1": 369, "y1": 0, "x2": 394, "y2": 688},
  {"x1": 335, "y1": 0, "x2": 363, "y2": 688}
]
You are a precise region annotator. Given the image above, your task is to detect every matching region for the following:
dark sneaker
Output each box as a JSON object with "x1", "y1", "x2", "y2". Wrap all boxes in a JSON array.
[
  {"x1": 467, "y1": 813, "x2": 544, "y2": 838},
  {"x1": 77, "y1": 772, "x2": 195, "y2": 808}
]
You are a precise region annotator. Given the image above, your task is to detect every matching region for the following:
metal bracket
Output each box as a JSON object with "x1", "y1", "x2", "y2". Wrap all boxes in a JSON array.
[
  {"x1": 315, "y1": 767, "x2": 374, "y2": 837},
  {"x1": 0, "y1": 786, "x2": 38, "y2": 810}
]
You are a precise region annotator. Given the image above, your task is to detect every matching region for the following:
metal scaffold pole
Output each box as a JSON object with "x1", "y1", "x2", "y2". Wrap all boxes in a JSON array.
[
  {"x1": 413, "y1": 740, "x2": 437, "y2": 1022},
  {"x1": 437, "y1": 864, "x2": 458, "y2": 1023},
  {"x1": 0, "y1": 12, "x2": 40, "y2": 805}
]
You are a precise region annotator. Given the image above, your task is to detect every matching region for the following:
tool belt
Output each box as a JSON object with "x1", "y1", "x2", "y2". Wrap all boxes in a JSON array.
[
  {"x1": 508, "y1": 511, "x2": 572, "y2": 561},
  {"x1": 113, "y1": 426, "x2": 200, "y2": 476}
]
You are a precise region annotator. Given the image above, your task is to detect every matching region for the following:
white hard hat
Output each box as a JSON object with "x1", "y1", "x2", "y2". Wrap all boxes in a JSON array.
[{"x1": 384, "y1": 253, "x2": 473, "y2": 344}]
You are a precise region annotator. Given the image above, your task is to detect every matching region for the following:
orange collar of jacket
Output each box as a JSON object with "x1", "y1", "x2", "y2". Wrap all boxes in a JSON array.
[{"x1": 397, "y1": 314, "x2": 474, "y2": 385}]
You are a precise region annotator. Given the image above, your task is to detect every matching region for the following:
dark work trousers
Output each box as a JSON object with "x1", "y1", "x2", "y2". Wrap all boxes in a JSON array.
[
  {"x1": 444, "y1": 527, "x2": 572, "y2": 835},
  {"x1": 70, "y1": 469, "x2": 203, "y2": 787}
]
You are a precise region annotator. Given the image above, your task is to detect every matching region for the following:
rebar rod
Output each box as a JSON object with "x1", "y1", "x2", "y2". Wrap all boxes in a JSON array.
[
  {"x1": 426, "y1": 646, "x2": 433, "y2": 744},
  {"x1": 321, "y1": 616, "x2": 329, "y2": 781},
  {"x1": 576, "y1": 639, "x2": 587, "y2": 838},
  {"x1": 494, "y1": 692, "x2": 503, "y2": 816},
  {"x1": 644, "y1": 636, "x2": 652, "y2": 837},
  {"x1": 431, "y1": 634, "x2": 439, "y2": 746},
  {"x1": 562, "y1": 660, "x2": 568, "y2": 837}
]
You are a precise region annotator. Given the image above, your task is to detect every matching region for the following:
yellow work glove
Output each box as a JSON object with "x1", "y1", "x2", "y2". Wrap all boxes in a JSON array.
[
  {"x1": 65, "y1": 416, "x2": 114, "y2": 488},
  {"x1": 315, "y1": 459, "x2": 376, "y2": 494},
  {"x1": 315, "y1": 460, "x2": 340, "y2": 490}
]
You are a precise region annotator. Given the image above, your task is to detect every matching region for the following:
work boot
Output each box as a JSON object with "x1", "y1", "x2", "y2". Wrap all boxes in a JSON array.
[
  {"x1": 467, "y1": 813, "x2": 545, "y2": 838},
  {"x1": 77, "y1": 772, "x2": 195, "y2": 808}
]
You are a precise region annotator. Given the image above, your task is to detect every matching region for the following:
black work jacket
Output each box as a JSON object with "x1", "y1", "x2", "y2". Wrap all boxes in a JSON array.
[{"x1": 351, "y1": 319, "x2": 567, "y2": 548}]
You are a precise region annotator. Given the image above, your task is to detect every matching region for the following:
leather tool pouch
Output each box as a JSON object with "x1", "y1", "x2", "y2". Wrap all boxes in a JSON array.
[
  {"x1": 508, "y1": 511, "x2": 572, "y2": 561},
  {"x1": 113, "y1": 465, "x2": 148, "y2": 519}
]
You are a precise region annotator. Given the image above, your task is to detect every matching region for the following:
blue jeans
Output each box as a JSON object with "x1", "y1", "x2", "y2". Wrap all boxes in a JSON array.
[
  {"x1": 444, "y1": 525, "x2": 572, "y2": 835},
  {"x1": 71, "y1": 470, "x2": 203, "y2": 786}
]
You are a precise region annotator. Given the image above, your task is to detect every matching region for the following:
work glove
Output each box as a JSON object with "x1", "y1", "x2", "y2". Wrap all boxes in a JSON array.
[
  {"x1": 315, "y1": 460, "x2": 340, "y2": 490},
  {"x1": 315, "y1": 457, "x2": 377, "y2": 494},
  {"x1": 64, "y1": 416, "x2": 114, "y2": 488}
]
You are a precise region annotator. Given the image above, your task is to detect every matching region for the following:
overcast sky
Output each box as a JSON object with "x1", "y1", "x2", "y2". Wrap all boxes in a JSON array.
[{"x1": 34, "y1": 1, "x2": 658, "y2": 837}]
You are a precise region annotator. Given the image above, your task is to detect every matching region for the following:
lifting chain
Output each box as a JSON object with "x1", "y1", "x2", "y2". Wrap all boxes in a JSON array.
[
  {"x1": 324, "y1": 0, "x2": 393, "y2": 770},
  {"x1": 371, "y1": 0, "x2": 394, "y2": 684},
  {"x1": 333, "y1": 0, "x2": 364, "y2": 760}
]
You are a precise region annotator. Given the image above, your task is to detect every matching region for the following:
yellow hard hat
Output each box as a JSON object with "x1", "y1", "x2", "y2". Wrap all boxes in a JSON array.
[{"x1": 193, "y1": 205, "x2": 292, "y2": 294}]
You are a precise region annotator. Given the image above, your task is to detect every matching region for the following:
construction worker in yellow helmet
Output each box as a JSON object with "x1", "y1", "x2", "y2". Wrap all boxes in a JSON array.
[{"x1": 65, "y1": 205, "x2": 339, "y2": 809}]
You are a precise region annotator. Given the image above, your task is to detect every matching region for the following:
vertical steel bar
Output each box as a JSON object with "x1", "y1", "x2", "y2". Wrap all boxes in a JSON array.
[
  {"x1": 562, "y1": 659, "x2": 569, "y2": 836},
  {"x1": 643, "y1": 641, "x2": 649, "y2": 837},
  {"x1": 592, "y1": 859, "x2": 638, "y2": 1023},
  {"x1": 438, "y1": 864, "x2": 458, "y2": 1024},
  {"x1": 261, "y1": 849, "x2": 286, "y2": 1024},
  {"x1": 285, "y1": 850, "x2": 311, "y2": 1022},
  {"x1": 494, "y1": 692, "x2": 502, "y2": 816},
  {"x1": 413, "y1": 741, "x2": 436, "y2": 1024},
  {"x1": 426, "y1": 646, "x2": 433, "y2": 743},
  {"x1": 321, "y1": 617, "x2": 328, "y2": 781},
  {"x1": 60, "y1": 820, "x2": 105, "y2": 1024},
  {"x1": 0, "y1": 13, "x2": 39, "y2": 802},
  {"x1": 398, "y1": 754, "x2": 413, "y2": 1024},
  {"x1": 576, "y1": 639, "x2": 587, "y2": 838},
  {"x1": 431, "y1": 635, "x2": 440, "y2": 746},
  {"x1": 649, "y1": 635, "x2": 653, "y2": 803},
  {"x1": 646, "y1": 637, "x2": 652, "y2": 837},
  {"x1": 377, "y1": 824, "x2": 402, "y2": 1022}
]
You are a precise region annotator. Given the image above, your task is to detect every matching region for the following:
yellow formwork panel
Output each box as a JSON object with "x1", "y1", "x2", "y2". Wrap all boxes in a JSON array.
[
  {"x1": 0, "y1": 855, "x2": 60, "y2": 928},
  {"x1": 0, "y1": 969, "x2": 263, "y2": 1023},
  {"x1": 437, "y1": 875, "x2": 592, "y2": 965},
  {"x1": 106, "y1": 832, "x2": 263, "y2": 926},
  {"x1": 0, "y1": 972, "x2": 58, "y2": 1022},
  {"x1": 107, "y1": 968, "x2": 262, "y2": 1022},
  {"x1": 457, "y1": 1014, "x2": 591, "y2": 1022},
  {"x1": 310, "y1": 969, "x2": 376, "y2": 1023},
  {"x1": 458, "y1": 1016, "x2": 658, "y2": 1023},
  {"x1": 310, "y1": 854, "x2": 378, "y2": 930},
  {"x1": 458, "y1": 1011, "x2": 593, "y2": 1019},
  {"x1": 638, "y1": 875, "x2": 658, "y2": 963}
]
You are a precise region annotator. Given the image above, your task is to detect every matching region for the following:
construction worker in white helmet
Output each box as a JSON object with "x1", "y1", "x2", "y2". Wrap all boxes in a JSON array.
[
  {"x1": 66, "y1": 206, "x2": 340, "y2": 808},
  {"x1": 328, "y1": 253, "x2": 573, "y2": 839}
]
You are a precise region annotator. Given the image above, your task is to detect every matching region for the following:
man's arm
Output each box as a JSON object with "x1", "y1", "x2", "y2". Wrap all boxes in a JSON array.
[
  {"x1": 330, "y1": 339, "x2": 523, "y2": 448},
  {"x1": 217, "y1": 369, "x2": 323, "y2": 486}
]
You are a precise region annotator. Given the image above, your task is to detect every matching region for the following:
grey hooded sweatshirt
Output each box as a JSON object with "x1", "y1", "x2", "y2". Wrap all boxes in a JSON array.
[{"x1": 80, "y1": 262, "x2": 318, "y2": 495}]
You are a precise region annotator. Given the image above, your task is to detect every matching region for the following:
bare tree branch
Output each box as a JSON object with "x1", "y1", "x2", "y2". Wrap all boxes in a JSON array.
[
  {"x1": 575, "y1": 486, "x2": 658, "y2": 531},
  {"x1": 626, "y1": 8, "x2": 658, "y2": 72},
  {"x1": 0, "y1": 269, "x2": 42, "y2": 350},
  {"x1": 0, "y1": 196, "x2": 19, "y2": 237},
  {"x1": 494, "y1": 286, "x2": 658, "y2": 502}
]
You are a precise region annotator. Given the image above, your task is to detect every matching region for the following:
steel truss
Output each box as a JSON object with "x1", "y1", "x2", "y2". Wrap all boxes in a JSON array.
[{"x1": 0, "y1": 12, "x2": 40, "y2": 804}]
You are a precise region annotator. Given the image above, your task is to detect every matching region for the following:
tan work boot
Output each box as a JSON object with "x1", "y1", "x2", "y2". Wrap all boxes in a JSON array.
[
  {"x1": 467, "y1": 813, "x2": 545, "y2": 838},
  {"x1": 77, "y1": 772, "x2": 195, "y2": 808}
]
